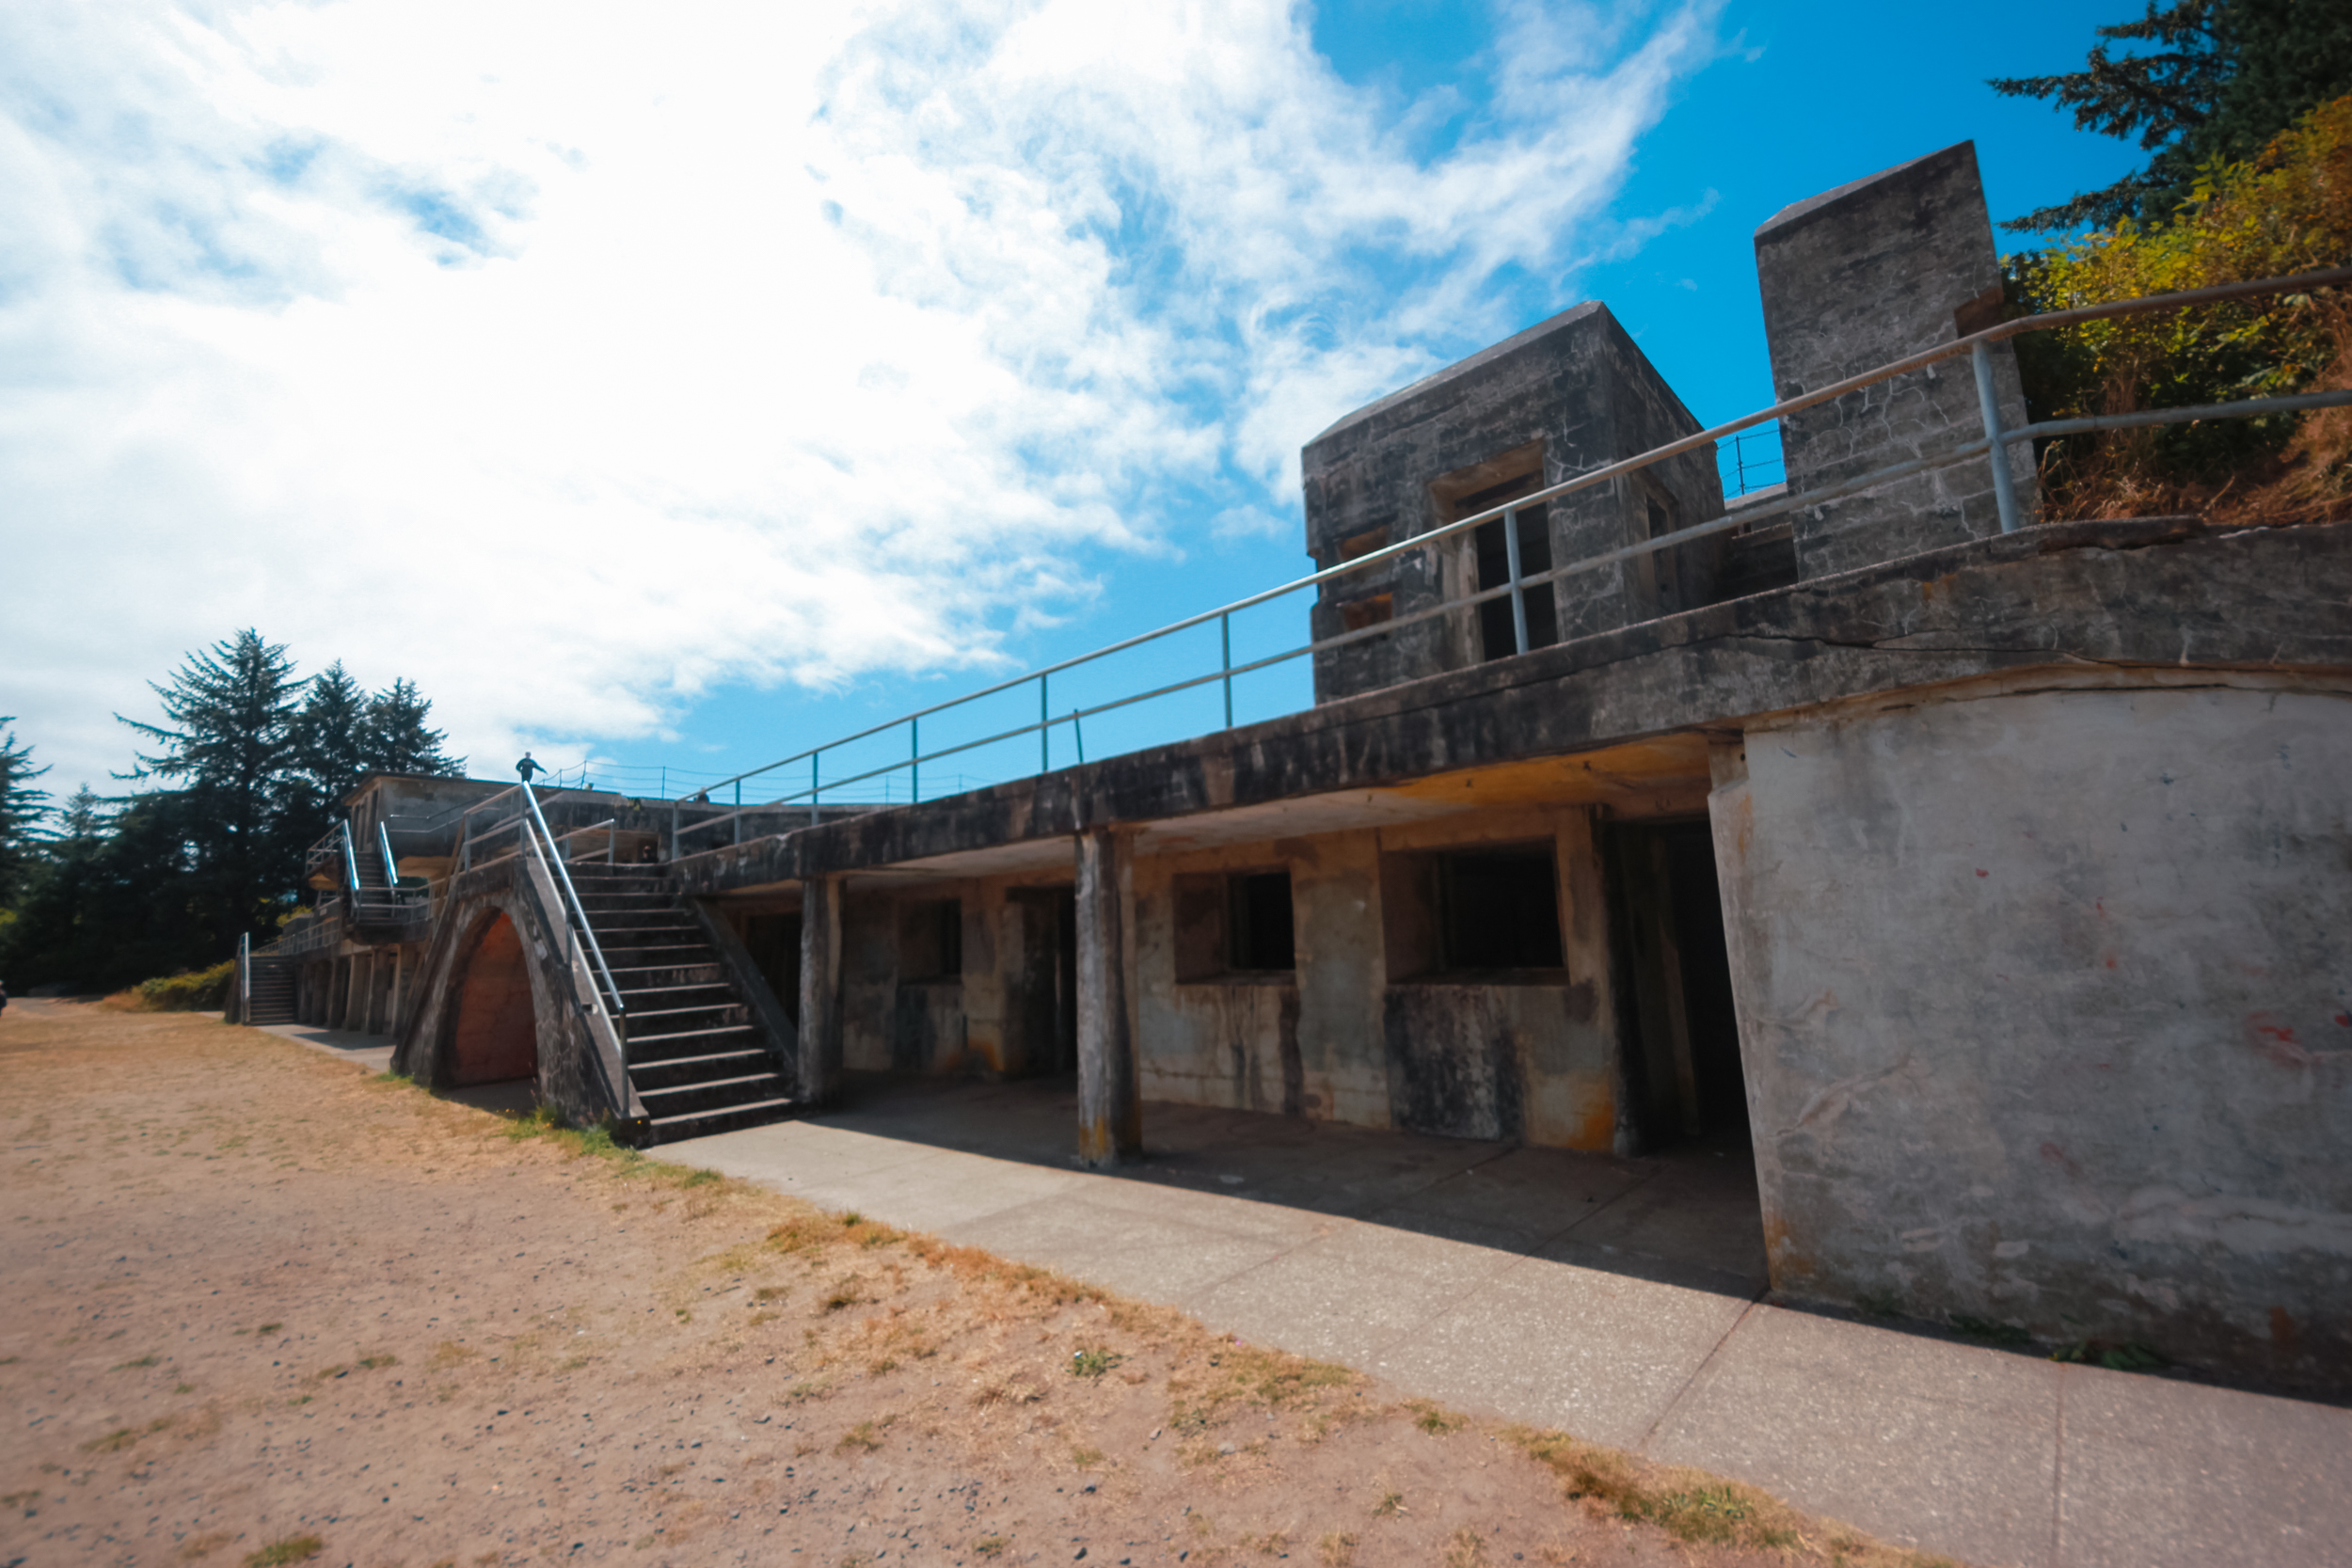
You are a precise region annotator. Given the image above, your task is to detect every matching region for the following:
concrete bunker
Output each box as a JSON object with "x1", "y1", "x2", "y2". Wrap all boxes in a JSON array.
[{"x1": 597, "y1": 135, "x2": 2347, "y2": 1388}]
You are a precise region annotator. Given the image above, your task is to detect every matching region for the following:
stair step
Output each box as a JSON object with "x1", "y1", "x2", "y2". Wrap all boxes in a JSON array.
[
  {"x1": 628, "y1": 1049, "x2": 774, "y2": 1090},
  {"x1": 644, "y1": 1096, "x2": 799, "y2": 1144},
  {"x1": 630, "y1": 1023, "x2": 760, "y2": 1048},
  {"x1": 630, "y1": 1006, "x2": 748, "y2": 1029},
  {"x1": 636, "y1": 1071, "x2": 794, "y2": 1116}
]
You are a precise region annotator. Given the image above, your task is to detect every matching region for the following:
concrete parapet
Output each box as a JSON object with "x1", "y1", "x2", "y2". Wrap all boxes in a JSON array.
[{"x1": 1756, "y1": 141, "x2": 2039, "y2": 578}]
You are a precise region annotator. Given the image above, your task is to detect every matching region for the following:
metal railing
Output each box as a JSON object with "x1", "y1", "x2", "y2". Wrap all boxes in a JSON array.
[
  {"x1": 661, "y1": 265, "x2": 2351, "y2": 850},
  {"x1": 516, "y1": 781, "x2": 629, "y2": 1080},
  {"x1": 338, "y1": 820, "x2": 361, "y2": 893}
]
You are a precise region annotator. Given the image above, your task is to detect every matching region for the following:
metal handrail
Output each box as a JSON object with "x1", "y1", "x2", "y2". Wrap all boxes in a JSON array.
[
  {"x1": 338, "y1": 820, "x2": 362, "y2": 893},
  {"x1": 662, "y1": 263, "x2": 2352, "y2": 846},
  {"x1": 375, "y1": 821, "x2": 400, "y2": 886},
  {"x1": 545, "y1": 817, "x2": 621, "y2": 863},
  {"x1": 517, "y1": 781, "x2": 628, "y2": 1046}
]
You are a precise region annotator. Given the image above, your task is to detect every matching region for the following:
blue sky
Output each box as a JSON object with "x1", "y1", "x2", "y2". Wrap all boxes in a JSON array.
[
  {"x1": 0, "y1": 0, "x2": 2151, "y2": 804},
  {"x1": 616, "y1": 0, "x2": 2148, "y2": 806}
]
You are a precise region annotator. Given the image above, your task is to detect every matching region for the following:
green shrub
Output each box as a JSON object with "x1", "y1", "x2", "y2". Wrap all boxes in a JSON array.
[
  {"x1": 2010, "y1": 94, "x2": 2352, "y2": 517},
  {"x1": 133, "y1": 959, "x2": 238, "y2": 1012}
]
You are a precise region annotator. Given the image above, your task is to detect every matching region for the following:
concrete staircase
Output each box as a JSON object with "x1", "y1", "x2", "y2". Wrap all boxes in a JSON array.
[
  {"x1": 246, "y1": 956, "x2": 299, "y2": 1024},
  {"x1": 566, "y1": 863, "x2": 797, "y2": 1144}
]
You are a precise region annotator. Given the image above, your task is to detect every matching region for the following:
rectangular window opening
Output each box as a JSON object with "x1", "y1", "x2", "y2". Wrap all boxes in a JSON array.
[
  {"x1": 1440, "y1": 847, "x2": 1564, "y2": 972},
  {"x1": 899, "y1": 896, "x2": 962, "y2": 981},
  {"x1": 1228, "y1": 870, "x2": 1296, "y2": 972},
  {"x1": 1174, "y1": 868, "x2": 1295, "y2": 979}
]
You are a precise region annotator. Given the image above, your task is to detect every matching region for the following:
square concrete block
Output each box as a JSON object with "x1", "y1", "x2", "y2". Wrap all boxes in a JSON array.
[
  {"x1": 2054, "y1": 1364, "x2": 2352, "y2": 1568},
  {"x1": 682, "y1": 1122, "x2": 948, "y2": 1183},
  {"x1": 1549, "y1": 1160, "x2": 1770, "y2": 1289},
  {"x1": 1373, "y1": 1145, "x2": 1656, "y2": 1249},
  {"x1": 1645, "y1": 1304, "x2": 2058, "y2": 1566},
  {"x1": 940, "y1": 1191, "x2": 1305, "y2": 1307},
  {"x1": 1373, "y1": 1248, "x2": 1756, "y2": 1449},
  {"x1": 1183, "y1": 1217, "x2": 1533, "y2": 1366},
  {"x1": 1063, "y1": 1172, "x2": 1334, "y2": 1244},
  {"x1": 791, "y1": 1148, "x2": 1086, "y2": 1235}
]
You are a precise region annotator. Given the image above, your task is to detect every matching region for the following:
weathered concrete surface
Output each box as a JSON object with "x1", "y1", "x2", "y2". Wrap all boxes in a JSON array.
[
  {"x1": 1301, "y1": 301, "x2": 1724, "y2": 702},
  {"x1": 1075, "y1": 827, "x2": 1140, "y2": 1166},
  {"x1": 796, "y1": 874, "x2": 845, "y2": 1103},
  {"x1": 1711, "y1": 678, "x2": 2352, "y2": 1390},
  {"x1": 663, "y1": 1077, "x2": 2352, "y2": 1568},
  {"x1": 666, "y1": 518, "x2": 2352, "y2": 895},
  {"x1": 1756, "y1": 141, "x2": 2040, "y2": 578},
  {"x1": 390, "y1": 852, "x2": 632, "y2": 1130}
]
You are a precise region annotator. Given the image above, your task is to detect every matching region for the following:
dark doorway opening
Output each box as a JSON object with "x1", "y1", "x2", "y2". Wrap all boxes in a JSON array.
[
  {"x1": 1006, "y1": 886, "x2": 1078, "y2": 1076},
  {"x1": 743, "y1": 912, "x2": 803, "y2": 1022},
  {"x1": 1605, "y1": 819, "x2": 1749, "y2": 1151},
  {"x1": 449, "y1": 911, "x2": 538, "y2": 1087}
]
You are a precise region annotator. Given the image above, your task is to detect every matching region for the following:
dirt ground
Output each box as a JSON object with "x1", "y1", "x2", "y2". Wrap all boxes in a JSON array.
[{"x1": 0, "y1": 1003, "x2": 1955, "y2": 1568}]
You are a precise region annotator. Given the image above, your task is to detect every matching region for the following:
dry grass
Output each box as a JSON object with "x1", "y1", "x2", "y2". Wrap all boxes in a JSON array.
[{"x1": 0, "y1": 1004, "x2": 1971, "y2": 1568}]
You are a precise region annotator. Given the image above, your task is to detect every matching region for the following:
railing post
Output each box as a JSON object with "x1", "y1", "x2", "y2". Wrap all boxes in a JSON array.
[
  {"x1": 668, "y1": 800, "x2": 678, "y2": 863},
  {"x1": 911, "y1": 716, "x2": 920, "y2": 805},
  {"x1": 1971, "y1": 340, "x2": 2025, "y2": 535},
  {"x1": 734, "y1": 779, "x2": 742, "y2": 846},
  {"x1": 1220, "y1": 612, "x2": 1233, "y2": 728},
  {"x1": 1502, "y1": 505, "x2": 1530, "y2": 656},
  {"x1": 1039, "y1": 674, "x2": 1050, "y2": 773},
  {"x1": 810, "y1": 752, "x2": 820, "y2": 827}
]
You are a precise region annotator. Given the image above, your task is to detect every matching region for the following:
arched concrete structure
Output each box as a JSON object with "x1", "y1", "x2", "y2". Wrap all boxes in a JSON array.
[
  {"x1": 393, "y1": 855, "x2": 642, "y2": 1135},
  {"x1": 448, "y1": 911, "x2": 537, "y2": 1085}
]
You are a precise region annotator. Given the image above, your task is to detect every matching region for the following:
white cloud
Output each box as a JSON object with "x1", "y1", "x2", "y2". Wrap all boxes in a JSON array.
[{"x1": 0, "y1": 0, "x2": 1719, "y2": 789}]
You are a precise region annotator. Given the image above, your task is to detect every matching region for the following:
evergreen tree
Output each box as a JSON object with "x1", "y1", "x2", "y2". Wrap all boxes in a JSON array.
[
  {"x1": 117, "y1": 629, "x2": 305, "y2": 950},
  {"x1": 363, "y1": 678, "x2": 462, "y2": 777},
  {"x1": 0, "y1": 785, "x2": 221, "y2": 992},
  {"x1": 0, "y1": 718, "x2": 50, "y2": 907},
  {"x1": 283, "y1": 661, "x2": 372, "y2": 859},
  {"x1": 1993, "y1": 0, "x2": 2352, "y2": 230},
  {"x1": 291, "y1": 662, "x2": 373, "y2": 807}
]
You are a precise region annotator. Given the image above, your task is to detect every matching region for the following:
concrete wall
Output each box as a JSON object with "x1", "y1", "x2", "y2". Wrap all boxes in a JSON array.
[
  {"x1": 1301, "y1": 302, "x2": 1724, "y2": 704},
  {"x1": 832, "y1": 877, "x2": 1070, "y2": 1078},
  {"x1": 1755, "y1": 141, "x2": 2039, "y2": 579},
  {"x1": 1118, "y1": 807, "x2": 1625, "y2": 1149},
  {"x1": 1711, "y1": 675, "x2": 2352, "y2": 1386}
]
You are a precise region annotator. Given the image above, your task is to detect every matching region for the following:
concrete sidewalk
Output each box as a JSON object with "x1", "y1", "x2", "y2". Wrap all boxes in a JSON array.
[
  {"x1": 260, "y1": 1020, "x2": 398, "y2": 1075},
  {"x1": 667, "y1": 1079, "x2": 2352, "y2": 1568}
]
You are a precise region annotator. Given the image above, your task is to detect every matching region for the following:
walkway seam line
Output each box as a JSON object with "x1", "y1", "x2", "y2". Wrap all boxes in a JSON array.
[
  {"x1": 1632, "y1": 1291, "x2": 1764, "y2": 1456},
  {"x1": 2051, "y1": 1364, "x2": 2068, "y2": 1568}
]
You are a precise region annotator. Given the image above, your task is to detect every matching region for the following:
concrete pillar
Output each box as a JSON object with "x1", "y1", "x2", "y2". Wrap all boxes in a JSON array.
[
  {"x1": 345, "y1": 954, "x2": 373, "y2": 1032},
  {"x1": 1074, "y1": 827, "x2": 1140, "y2": 1168},
  {"x1": 797, "y1": 876, "x2": 845, "y2": 1105}
]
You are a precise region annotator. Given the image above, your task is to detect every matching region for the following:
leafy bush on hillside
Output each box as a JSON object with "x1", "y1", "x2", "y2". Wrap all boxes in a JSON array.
[
  {"x1": 2009, "y1": 94, "x2": 2352, "y2": 519},
  {"x1": 132, "y1": 959, "x2": 237, "y2": 1012}
]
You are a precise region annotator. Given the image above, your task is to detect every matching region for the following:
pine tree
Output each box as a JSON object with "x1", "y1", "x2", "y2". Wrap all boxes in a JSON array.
[
  {"x1": 117, "y1": 629, "x2": 305, "y2": 950},
  {"x1": 291, "y1": 662, "x2": 373, "y2": 807},
  {"x1": 1992, "y1": 0, "x2": 2352, "y2": 231},
  {"x1": 364, "y1": 678, "x2": 462, "y2": 777},
  {"x1": 0, "y1": 718, "x2": 51, "y2": 907}
]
